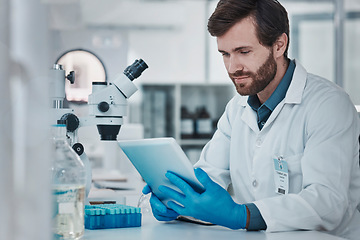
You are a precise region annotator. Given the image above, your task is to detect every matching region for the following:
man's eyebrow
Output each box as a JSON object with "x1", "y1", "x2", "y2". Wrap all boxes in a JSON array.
[
  {"x1": 234, "y1": 46, "x2": 251, "y2": 52},
  {"x1": 218, "y1": 46, "x2": 251, "y2": 53}
]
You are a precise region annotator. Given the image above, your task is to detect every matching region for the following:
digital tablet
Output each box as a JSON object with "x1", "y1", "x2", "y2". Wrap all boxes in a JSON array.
[{"x1": 118, "y1": 137, "x2": 205, "y2": 206}]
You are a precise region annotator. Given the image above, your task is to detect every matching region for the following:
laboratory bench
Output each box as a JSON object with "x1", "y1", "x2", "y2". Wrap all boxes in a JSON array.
[
  {"x1": 84, "y1": 213, "x2": 345, "y2": 240},
  {"x1": 86, "y1": 173, "x2": 345, "y2": 240}
]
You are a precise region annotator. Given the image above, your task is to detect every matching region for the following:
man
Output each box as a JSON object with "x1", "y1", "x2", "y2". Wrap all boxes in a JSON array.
[{"x1": 143, "y1": 0, "x2": 360, "y2": 239}]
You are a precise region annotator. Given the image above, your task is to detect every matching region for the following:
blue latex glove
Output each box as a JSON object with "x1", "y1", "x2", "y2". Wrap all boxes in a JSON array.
[
  {"x1": 142, "y1": 184, "x2": 179, "y2": 221},
  {"x1": 159, "y1": 168, "x2": 247, "y2": 229}
]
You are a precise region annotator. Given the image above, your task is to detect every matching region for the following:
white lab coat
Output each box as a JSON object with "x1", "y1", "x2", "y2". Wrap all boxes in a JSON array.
[{"x1": 194, "y1": 60, "x2": 360, "y2": 239}]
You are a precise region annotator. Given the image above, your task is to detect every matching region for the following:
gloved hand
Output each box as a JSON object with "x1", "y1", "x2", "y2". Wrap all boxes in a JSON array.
[
  {"x1": 158, "y1": 168, "x2": 247, "y2": 229},
  {"x1": 142, "y1": 184, "x2": 179, "y2": 221}
]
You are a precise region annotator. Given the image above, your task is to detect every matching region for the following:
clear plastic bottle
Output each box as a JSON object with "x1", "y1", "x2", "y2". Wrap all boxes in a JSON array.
[{"x1": 51, "y1": 120, "x2": 86, "y2": 240}]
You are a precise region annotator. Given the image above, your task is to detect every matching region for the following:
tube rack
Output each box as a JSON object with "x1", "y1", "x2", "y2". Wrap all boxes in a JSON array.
[{"x1": 85, "y1": 204, "x2": 141, "y2": 229}]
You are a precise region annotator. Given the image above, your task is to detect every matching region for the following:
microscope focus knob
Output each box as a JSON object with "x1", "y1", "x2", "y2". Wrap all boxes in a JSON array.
[
  {"x1": 98, "y1": 101, "x2": 110, "y2": 112},
  {"x1": 60, "y1": 113, "x2": 80, "y2": 132},
  {"x1": 72, "y1": 143, "x2": 84, "y2": 156}
]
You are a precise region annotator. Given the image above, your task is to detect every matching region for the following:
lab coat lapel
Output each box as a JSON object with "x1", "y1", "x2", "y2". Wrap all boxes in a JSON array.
[
  {"x1": 263, "y1": 101, "x2": 285, "y2": 130},
  {"x1": 239, "y1": 97, "x2": 260, "y2": 133}
]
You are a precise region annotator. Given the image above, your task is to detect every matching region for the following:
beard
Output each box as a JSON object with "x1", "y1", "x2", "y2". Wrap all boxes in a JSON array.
[{"x1": 229, "y1": 51, "x2": 277, "y2": 96}]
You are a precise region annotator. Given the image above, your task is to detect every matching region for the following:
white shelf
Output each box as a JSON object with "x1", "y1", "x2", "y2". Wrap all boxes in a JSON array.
[{"x1": 179, "y1": 139, "x2": 210, "y2": 146}]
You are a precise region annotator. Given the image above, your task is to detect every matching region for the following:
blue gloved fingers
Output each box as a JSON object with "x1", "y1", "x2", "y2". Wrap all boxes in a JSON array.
[
  {"x1": 165, "y1": 171, "x2": 197, "y2": 197},
  {"x1": 149, "y1": 193, "x2": 168, "y2": 213},
  {"x1": 158, "y1": 185, "x2": 186, "y2": 205},
  {"x1": 149, "y1": 169, "x2": 249, "y2": 230},
  {"x1": 149, "y1": 193, "x2": 179, "y2": 221},
  {"x1": 194, "y1": 168, "x2": 216, "y2": 190},
  {"x1": 142, "y1": 184, "x2": 151, "y2": 194},
  {"x1": 166, "y1": 200, "x2": 186, "y2": 216},
  {"x1": 151, "y1": 204, "x2": 179, "y2": 220},
  {"x1": 152, "y1": 212, "x2": 178, "y2": 222}
]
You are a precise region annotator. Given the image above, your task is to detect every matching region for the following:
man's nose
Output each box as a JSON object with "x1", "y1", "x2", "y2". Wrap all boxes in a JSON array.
[{"x1": 228, "y1": 56, "x2": 244, "y2": 74}]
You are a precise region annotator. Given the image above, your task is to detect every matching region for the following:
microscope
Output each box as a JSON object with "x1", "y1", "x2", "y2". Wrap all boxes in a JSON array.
[{"x1": 49, "y1": 59, "x2": 148, "y2": 202}]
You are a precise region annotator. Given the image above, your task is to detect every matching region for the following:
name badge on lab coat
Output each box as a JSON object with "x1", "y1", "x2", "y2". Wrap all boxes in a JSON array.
[{"x1": 273, "y1": 157, "x2": 289, "y2": 195}]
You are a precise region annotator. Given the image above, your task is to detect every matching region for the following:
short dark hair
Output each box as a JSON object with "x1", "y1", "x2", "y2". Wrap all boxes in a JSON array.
[{"x1": 208, "y1": 0, "x2": 290, "y2": 57}]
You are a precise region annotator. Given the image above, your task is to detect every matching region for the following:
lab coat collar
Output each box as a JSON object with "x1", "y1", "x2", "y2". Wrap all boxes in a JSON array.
[
  {"x1": 237, "y1": 59, "x2": 307, "y2": 107},
  {"x1": 284, "y1": 59, "x2": 307, "y2": 104}
]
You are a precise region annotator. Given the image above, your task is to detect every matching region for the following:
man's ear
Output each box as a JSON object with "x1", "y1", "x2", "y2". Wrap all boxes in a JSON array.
[{"x1": 273, "y1": 33, "x2": 288, "y2": 59}]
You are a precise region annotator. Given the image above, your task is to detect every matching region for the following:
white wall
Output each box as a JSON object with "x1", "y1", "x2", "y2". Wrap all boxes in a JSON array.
[
  {"x1": 0, "y1": 0, "x2": 13, "y2": 238},
  {"x1": 0, "y1": 0, "x2": 52, "y2": 239},
  {"x1": 128, "y1": 1, "x2": 207, "y2": 83},
  {"x1": 344, "y1": 16, "x2": 360, "y2": 104}
]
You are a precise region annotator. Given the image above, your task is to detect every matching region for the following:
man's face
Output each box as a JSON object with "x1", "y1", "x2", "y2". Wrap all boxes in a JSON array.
[{"x1": 217, "y1": 17, "x2": 277, "y2": 96}]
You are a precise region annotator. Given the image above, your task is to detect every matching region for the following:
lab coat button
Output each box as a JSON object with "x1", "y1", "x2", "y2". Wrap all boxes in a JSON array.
[
  {"x1": 252, "y1": 180, "x2": 258, "y2": 187},
  {"x1": 255, "y1": 138, "x2": 262, "y2": 147}
]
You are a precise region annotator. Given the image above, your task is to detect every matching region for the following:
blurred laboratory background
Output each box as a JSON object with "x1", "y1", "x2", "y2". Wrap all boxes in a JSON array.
[{"x1": 1, "y1": 0, "x2": 360, "y2": 239}]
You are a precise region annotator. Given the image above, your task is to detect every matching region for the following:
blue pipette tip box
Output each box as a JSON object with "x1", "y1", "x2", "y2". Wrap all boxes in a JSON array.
[{"x1": 85, "y1": 204, "x2": 142, "y2": 229}]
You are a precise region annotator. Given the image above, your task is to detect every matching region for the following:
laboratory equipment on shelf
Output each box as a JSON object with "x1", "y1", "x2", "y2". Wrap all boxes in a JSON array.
[
  {"x1": 195, "y1": 106, "x2": 213, "y2": 139},
  {"x1": 49, "y1": 59, "x2": 148, "y2": 202},
  {"x1": 50, "y1": 120, "x2": 86, "y2": 239},
  {"x1": 180, "y1": 106, "x2": 195, "y2": 139}
]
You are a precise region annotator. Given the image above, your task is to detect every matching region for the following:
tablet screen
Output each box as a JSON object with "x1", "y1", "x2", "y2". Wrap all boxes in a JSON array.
[{"x1": 118, "y1": 137, "x2": 204, "y2": 206}]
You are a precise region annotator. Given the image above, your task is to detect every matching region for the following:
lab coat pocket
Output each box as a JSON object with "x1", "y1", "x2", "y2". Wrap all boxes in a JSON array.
[{"x1": 285, "y1": 153, "x2": 303, "y2": 193}]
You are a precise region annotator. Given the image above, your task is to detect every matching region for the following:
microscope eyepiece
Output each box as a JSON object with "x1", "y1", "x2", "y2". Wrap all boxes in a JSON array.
[{"x1": 124, "y1": 59, "x2": 148, "y2": 81}]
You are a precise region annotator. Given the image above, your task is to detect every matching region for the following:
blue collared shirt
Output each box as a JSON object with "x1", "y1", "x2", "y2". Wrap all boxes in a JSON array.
[{"x1": 247, "y1": 60, "x2": 296, "y2": 130}]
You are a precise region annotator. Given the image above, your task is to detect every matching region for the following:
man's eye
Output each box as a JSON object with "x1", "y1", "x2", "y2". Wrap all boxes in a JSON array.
[
  {"x1": 221, "y1": 52, "x2": 229, "y2": 57},
  {"x1": 241, "y1": 51, "x2": 250, "y2": 54}
]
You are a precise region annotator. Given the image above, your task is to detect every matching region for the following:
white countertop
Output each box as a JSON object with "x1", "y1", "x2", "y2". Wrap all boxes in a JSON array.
[{"x1": 84, "y1": 213, "x2": 345, "y2": 240}]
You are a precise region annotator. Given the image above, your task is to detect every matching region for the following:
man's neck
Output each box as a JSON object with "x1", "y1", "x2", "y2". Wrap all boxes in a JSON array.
[{"x1": 257, "y1": 57, "x2": 290, "y2": 104}]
